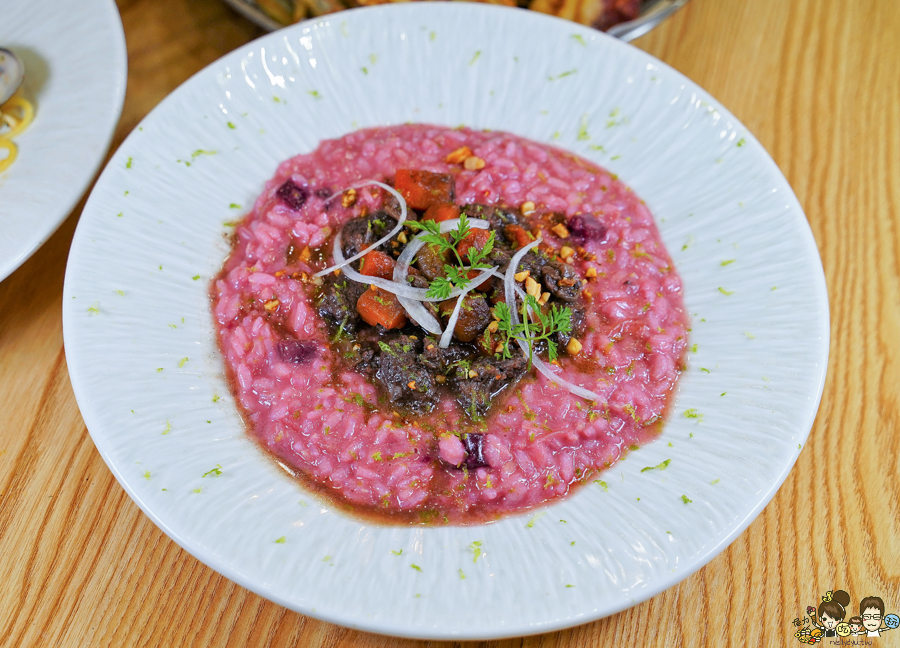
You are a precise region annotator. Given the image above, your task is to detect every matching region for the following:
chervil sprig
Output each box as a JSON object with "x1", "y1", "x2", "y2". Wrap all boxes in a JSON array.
[
  {"x1": 408, "y1": 214, "x2": 496, "y2": 298},
  {"x1": 494, "y1": 296, "x2": 573, "y2": 368}
]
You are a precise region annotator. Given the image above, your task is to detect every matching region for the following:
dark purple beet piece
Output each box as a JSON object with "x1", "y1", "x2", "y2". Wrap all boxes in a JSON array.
[
  {"x1": 567, "y1": 214, "x2": 607, "y2": 243},
  {"x1": 276, "y1": 180, "x2": 309, "y2": 210},
  {"x1": 462, "y1": 433, "x2": 489, "y2": 469},
  {"x1": 277, "y1": 339, "x2": 317, "y2": 364}
]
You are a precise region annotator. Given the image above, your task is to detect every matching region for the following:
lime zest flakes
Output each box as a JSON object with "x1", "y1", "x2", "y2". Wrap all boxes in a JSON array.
[
  {"x1": 227, "y1": 121, "x2": 236, "y2": 129},
  {"x1": 156, "y1": 368, "x2": 163, "y2": 373},
  {"x1": 683, "y1": 408, "x2": 703, "y2": 420},
  {"x1": 126, "y1": 156, "x2": 133, "y2": 169},
  {"x1": 610, "y1": 154, "x2": 621, "y2": 160},
  {"x1": 720, "y1": 392, "x2": 727, "y2": 397},
  {"x1": 143, "y1": 471, "x2": 151, "y2": 480},
  {"x1": 192, "y1": 488, "x2": 202, "y2": 493},
  {"x1": 469, "y1": 540, "x2": 483, "y2": 563},
  {"x1": 690, "y1": 343, "x2": 698, "y2": 353},
  {"x1": 736, "y1": 137, "x2": 746, "y2": 147},
  {"x1": 469, "y1": 51, "x2": 481, "y2": 65},
  {"x1": 115, "y1": 290, "x2": 125, "y2": 296},
  {"x1": 275, "y1": 536, "x2": 286, "y2": 544},
  {"x1": 308, "y1": 90, "x2": 322, "y2": 99},
  {"x1": 640, "y1": 459, "x2": 671, "y2": 473},
  {"x1": 718, "y1": 287, "x2": 735, "y2": 295},
  {"x1": 526, "y1": 511, "x2": 546, "y2": 528},
  {"x1": 681, "y1": 234, "x2": 695, "y2": 251},
  {"x1": 548, "y1": 68, "x2": 577, "y2": 81},
  {"x1": 594, "y1": 480, "x2": 608, "y2": 492},
  {"x1": 700, "y1": 367, "x2": 710, "y2": 374},
  {"x1": 576, "y1": 114, "x2": 590, "y2": 141},
  {"x1": 162, "y1": 420, "x2": 172, "y2": 435},
  {"x1": 571, "y1": 34, "x2": 587, "y2": 46},
  {"x1": 390, "y1": 549, "x2": 402, "y2": 556},
  {"x1": 212, "y1": 394, "x2": 221, "y2": 403},
  {"x1": 371, "y1": 451, "x2": 383, "y2": 461},
  {"x1": 458, "y1": 569, "x2": 466, "y2": 579},
  {"x1": 566, "y1": 584, "x2": 575, "y2": 588},
  {"x1": 429, "y1": 31, "x2": 436, "y2": 41},
  {"x1": 178, "y1": 357, "x2": 189, "y2": 368},
  {"x1": 117, "y1": 212, "x2": 123, "y2": 217},
  {"x1": 87, "y1": 302, "x2": 100, "y2": 314},
  {"x1": 720, "y1": 259, "x2": 736, "y2": 266},
  {"x1": 191, "y1": 149, "x2": 216, "y2": 159},
  {"x1": 192, "y1": 275, "x2": 201, "y2": 281},
  {"x1": 322, "y1": 555, "x2": 332, "y2": 562},
  {"x1": 410, "y1": 564, "x2": 422, "y2": 572},
  {"x1": 589, "y1": 144, "x2": 606, "y2": 152},
  {"x1": 681, "y1": 494, "x2": 693, "y2": 504},
  {"x1": 710, "y1": 478, "x2": 720, "y2": 484},
  {"x1": 361, "y1": 67, "x2": 368, "y2": 75},
  {"x1": 744, "y1": 331, "x2": 756, "y2": 339},
  {"x1": 202, "y1": 464, "x2": 222, "y2": 478},
  {"x1": 228, "y1": 203, "x2": 241, "y2": 209}
]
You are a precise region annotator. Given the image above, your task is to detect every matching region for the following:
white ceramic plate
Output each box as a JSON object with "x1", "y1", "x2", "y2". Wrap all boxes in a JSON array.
[
  {"x1": 0, "y1": 0, "x2": 126, "y2": 282},
  {"x1": 63, "y1": 4, "x2": 828, "y2": 640}
]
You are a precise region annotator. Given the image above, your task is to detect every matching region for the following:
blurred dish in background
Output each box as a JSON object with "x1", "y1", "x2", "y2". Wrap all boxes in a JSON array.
[{"x1": 221, "y1": 0, "x2": 680, "y2": 36}]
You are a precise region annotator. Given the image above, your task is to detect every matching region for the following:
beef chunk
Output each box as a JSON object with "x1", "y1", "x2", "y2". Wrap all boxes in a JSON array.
[
  {"x1": 420, "y1": 337, "x2": 474, "y2": 373},
  {"x1": 316, "y1": 274, "x2": 366, "y2": 333},
  {"x1": 340, "y1": 212, "x2": 398, "y2": 258},
  {"x1": 276, "y1": 180, "x2": 309, "y2": 210},
  {"x1": 461, "y1": 204, "x2": 519, "y2": 232},
  {"x1": 372, "y1": 335, "x2": 439, "y2": 413},
  {"x1": 541, "y1": 261, "x2": 582, "y2": 302},
  {"x1": 439, "y1": 294, "x2": 492, "y2": 343},
  {"x1": 455, "y1": 355, "x2": 527, "y2": 419}
]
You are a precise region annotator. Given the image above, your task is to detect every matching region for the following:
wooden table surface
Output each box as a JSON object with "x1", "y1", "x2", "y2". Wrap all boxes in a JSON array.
[{"x1": 2, "y1": 0, "x2": 899, "y2": 646}]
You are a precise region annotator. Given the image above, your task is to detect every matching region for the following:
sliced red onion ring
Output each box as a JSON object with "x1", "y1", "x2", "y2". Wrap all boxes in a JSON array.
[
  {"x1": 392, "y1": 238, "x2": 441, "y2": 335},
  {"x1": 314, "y1": 180, "x2": 408, "y2": 277}
]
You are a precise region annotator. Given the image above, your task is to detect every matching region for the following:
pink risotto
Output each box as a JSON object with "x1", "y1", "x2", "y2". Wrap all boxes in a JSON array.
[{"x1": 212, "y1": 124, "x2": 688, "y2": 524}]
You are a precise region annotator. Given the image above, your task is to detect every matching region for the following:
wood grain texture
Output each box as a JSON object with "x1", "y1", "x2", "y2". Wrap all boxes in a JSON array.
[{"x1": 1, "y1": 0, "x2": 898, "y2": 646}]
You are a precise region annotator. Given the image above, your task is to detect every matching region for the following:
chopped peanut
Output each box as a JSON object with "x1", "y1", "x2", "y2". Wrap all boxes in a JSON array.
[
  {"x1": 487, "y1": 321, "x2": 499, "y2": 333},
  {"x1": 520, "y1": 201, "x2": 536, "y2": 215},
  {"x1": 567, "y1": 338, "x2": 583, "y2": 355},
  {"x1": 539, "y1": 292, "x2": 551, "y2": 305},
  {"x1": 264, "y1": 299, "x2": 280, "y2": 312},
  {"x1": 435, "y1": 374, "x2": 446, "y2": 384},
  {"x1": 464, "y1": 155, "x2": 486, "y2": 171},
  {"x1": 525, "y1": 276, "x2": 541, "y2": 298},
  {"x1": 514, "y1": 270, "x2": 530, "y2": 282},
  {"x1": 299, "y1": 246, "x2": 311, "y2": 262},
  {"x1": 565, "y1": 257, "x2": 575, "y2": 265},
  {"x1": 397, "y1": 231, "x2": 408, "y2": 244},
  {"x1": 445, "y1": 146, "x2": 472, "y2": 165},
  {"x1": 341, "y1": 187, "x2": 357, "y2": 208},
  {"x1": 274, "y1": 270, "x2": 286, "y2": 277},
  {"x1": 551, "y1": 223, "x2": 570, "y2": 239},
  {"x1": 494, "y1": 343, "x2": 505, "y2": 354},
  {"x1": 585, "y1": 267, "x2": 598, "y2": 278},
  {"x1": 407, "y1": 381, "x2": 416, "y2": 390},
  {"x1": 467, "y1": 370, "x2": 478, "y2": 379},
  {"x1": 559, "y1": 245, "x2": 575, "y2": 259}
]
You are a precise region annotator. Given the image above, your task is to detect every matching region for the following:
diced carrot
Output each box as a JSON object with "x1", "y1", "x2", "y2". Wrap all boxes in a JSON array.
[
  {"x1": 359, "y1": 250, "x2": 395, "y2": 280},
  {"x1": 466, "y1": 269, "x2": 493, "y2": 293},
  {"x1": 423, "y1": 202, "x2": 460, "y2": 223},
  {"x1": 456, "y1": 228, "x2": 492, "y2": 258},
  {"x1": 395, "y1": 169, "x2": 455, "y2": 210},
  {"x1": 357, "y1": 287, "x2": 407, "y2": 329},
  {"x1": 503, "y1": 224, "x2": 533, "y2": 249}
]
